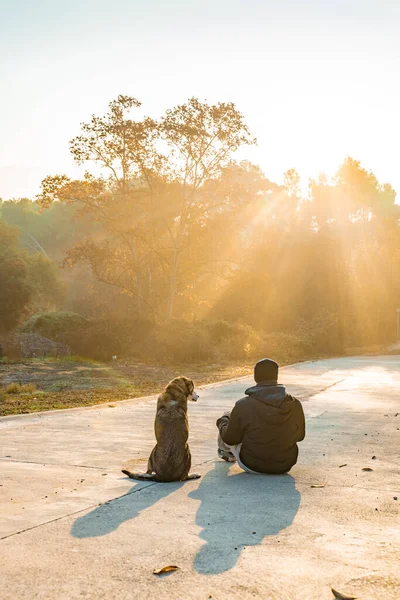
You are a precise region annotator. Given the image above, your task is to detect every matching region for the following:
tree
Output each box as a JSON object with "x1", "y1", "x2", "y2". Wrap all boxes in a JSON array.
[
  {"x1": 0, "y1": 222, "x2": 32, "y2": 332},
  {"x1": 157, "y1": 97, "x2": 256, "y2": 316},
  {"x1": 38, "y1": 96, "x2": 162, "y2": 314},
  {"x1": 38, "y1": 95, "x2": 256, "y2": 317},
  {"x1": 1, "y1": 197, "x2": 95, "y2": 261},
  {"x1": 0, "y1": 220, "x2": 65, "y2": 333},
  {"x1": 25, "y1": 253, "x2": 65, "y2": 313}
]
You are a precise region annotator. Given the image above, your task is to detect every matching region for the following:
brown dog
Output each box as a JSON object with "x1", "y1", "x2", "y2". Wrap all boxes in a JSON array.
[{"x1": 121, "y1": 376, "x2": 200, "y2": 482}]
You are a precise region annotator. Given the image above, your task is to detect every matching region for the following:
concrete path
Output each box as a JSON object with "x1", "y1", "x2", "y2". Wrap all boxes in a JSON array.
[{"x1": 1, "y1": 356, "x2": 399, "y2": 600}]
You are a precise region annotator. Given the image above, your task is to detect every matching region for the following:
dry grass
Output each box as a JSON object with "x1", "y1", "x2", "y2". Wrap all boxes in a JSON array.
[
  {"x1": 0, "y1": 357, "x2": 252, "y2": 416},
  {"x1": 4, "y1": 382, "x2": 37, "y2": 394}
]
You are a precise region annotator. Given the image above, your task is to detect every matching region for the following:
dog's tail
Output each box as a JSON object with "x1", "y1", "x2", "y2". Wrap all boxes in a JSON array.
[{"x1": 121, "y1": 469, "x2": 158, "y2": 481}]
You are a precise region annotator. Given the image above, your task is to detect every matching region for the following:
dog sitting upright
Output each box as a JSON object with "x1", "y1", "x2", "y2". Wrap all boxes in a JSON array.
[{"x1": 122, "y1": 376, "x2": 200, "y2": 482}]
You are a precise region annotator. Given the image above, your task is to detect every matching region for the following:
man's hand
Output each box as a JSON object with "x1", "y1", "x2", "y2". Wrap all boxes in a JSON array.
[{"x1": 216, "y1": 411, "x2": 231, "y2": 429}]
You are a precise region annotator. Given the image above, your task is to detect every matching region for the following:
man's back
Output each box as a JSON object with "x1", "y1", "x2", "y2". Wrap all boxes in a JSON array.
[{"x1": 218, "y1": 382, "x2": 305, "y2": 474}]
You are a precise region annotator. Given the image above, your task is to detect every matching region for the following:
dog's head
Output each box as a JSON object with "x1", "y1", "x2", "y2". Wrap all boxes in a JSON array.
[{"x1": 169, "y1": 376, "x2": 199, "y2": 402}]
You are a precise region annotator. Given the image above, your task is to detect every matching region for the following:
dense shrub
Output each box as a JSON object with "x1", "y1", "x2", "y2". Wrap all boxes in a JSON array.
[
  {"x1": 259, "y1": 332, "x2": 313, "y2": 364},
  {"x1": 21, "y1": 313, "x2": 156, "y2": 361},
  {"x1": 201, "y1": 320, "x2": 262, "y2": 361},
  {"x1": 151, "y1": 319, "x2": 211, "y2": 363},
  {"x1": 22, "y1": 311, "x2": 89, "y2": 348},
  {"x1": 73, "y1": 317, "x2": 156, "y2": 361},
  {"x1": 67, "y1": 317, "x2": 262, "y2": 363},
  {"x1": 151, "y1": 319, "x2": 263, "y2": 363},
  {"x1": 16, "y1": 312, "x2": 324, "y2": 364}
]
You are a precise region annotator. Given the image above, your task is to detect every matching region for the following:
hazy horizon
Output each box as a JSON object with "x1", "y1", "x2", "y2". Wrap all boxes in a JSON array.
[{"x1": 1, "y1": 0, "x2": 400, "y2": 199}]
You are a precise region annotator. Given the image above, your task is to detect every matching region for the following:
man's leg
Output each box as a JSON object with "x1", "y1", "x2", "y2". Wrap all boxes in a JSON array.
[
  {"x1": 217, "y1": 433, "x2": 237, "y2": 462},
  {"x1": 217, "y1": 411, "x2": 236, "y2": 462},
  {"x1": 217, "y1": 434, "x2": 264, "y2": 474}
]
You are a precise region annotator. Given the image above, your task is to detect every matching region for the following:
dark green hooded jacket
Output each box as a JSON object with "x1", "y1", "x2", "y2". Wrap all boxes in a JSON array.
[{"x1": 217, "y1": 383, "x2": 305, "y2": 474}]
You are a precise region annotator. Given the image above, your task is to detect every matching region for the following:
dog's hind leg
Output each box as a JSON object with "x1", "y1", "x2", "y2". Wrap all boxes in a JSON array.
[
  {"x1": 180, "y1": 448, "x2": 201, "y2": 480},
  {"x1": 183, "y1": 473, "x2": 201, "y2": 480},
  {"x1": 146, "y1": 446, "x2": 156, "y2": 475}
]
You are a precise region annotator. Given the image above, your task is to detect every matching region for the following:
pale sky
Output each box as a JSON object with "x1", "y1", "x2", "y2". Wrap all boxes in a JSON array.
[{"x1": 1, "y1": 0, "x2": 400, "y2": 199}]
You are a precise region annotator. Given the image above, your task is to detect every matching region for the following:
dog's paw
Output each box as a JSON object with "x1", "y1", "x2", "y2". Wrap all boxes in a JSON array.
[{"x1": 187, "y1": 473, "x2": 201, "y2": 480}]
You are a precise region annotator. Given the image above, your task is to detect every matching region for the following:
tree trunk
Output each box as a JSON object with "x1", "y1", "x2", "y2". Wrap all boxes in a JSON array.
[
  {"x1": 167, "y1": 255, "x2": 178, "y2": 319},
  {"x1": 136, "y1": 275, "x2": 143, "y2": 316}
]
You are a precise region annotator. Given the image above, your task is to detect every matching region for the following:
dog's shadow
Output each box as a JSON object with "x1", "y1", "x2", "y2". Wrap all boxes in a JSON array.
[
  {"x1": 189, "y1": 461, "x2": 301, "y2": 575},
  {"x1": 71, "y1": 480, "x2": 184, "y2": 539}
]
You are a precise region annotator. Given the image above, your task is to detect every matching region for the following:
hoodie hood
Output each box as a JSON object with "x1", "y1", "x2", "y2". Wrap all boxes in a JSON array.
[{"x1": 245, "y1": 383, "x2": 288, "y2": 408}]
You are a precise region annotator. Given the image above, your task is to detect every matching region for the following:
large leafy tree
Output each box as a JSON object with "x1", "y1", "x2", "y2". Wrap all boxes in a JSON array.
[{"x1": 38, "y1": 95, "x2": 256, "y2": 317}]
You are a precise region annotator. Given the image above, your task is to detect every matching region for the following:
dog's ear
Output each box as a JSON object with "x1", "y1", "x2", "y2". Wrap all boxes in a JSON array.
[
  {"x1": 167, "y1": 377, "x2": 187, "y2": 397},
  {"x1": 183, "y1": 377, "x2": 194, "y2": 394},
  {"x1": 168, "y1": 376, "x2": 194, "y2": 397}
]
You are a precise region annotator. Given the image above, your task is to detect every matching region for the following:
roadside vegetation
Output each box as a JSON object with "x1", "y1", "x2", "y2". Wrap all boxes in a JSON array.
[{"x1": 0, "y1": 357, "x2": 253, "y2": 416}]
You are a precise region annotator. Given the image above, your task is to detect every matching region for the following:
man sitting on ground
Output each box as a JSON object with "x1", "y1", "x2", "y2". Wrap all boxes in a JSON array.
[{"x1": 216, "y1": 358, "x2": 305, "y2": 474}]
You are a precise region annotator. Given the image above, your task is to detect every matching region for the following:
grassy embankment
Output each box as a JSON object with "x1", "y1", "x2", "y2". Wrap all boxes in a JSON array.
[{"x1": 0, "y1": 357, "x2": 253, "y2": 416}]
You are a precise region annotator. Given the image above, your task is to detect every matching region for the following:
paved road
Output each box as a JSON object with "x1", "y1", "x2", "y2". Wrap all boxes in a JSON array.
[{"x1": 1, "y1": 356, "x2": 399, "y2": 600}]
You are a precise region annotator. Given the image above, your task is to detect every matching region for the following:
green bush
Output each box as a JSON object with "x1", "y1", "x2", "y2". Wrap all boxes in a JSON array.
[
  {"x1": 152, "y1": 319, "x2": 211, "y2": 363},
  {"x1": 17, "y1": 312, "x2": 325, "y2": 364},
  {"x1": 151, "y1": 319, "x2": 263, "y2": 363},
  {"x1": 201, "y1": 320, "x2": 262, "y2": 361},
  {"x1": 21, "y1": 313, "x2": 156, "y2": 361},
  {"x1": 259, "y1": 331, "x2": 313, "y2": 364},
  {"x1": 22, "y1": 311, "x2": 89, "y2": 348},
  {"x1": 74, "y1": 317, "x2": 156, "y2": 361}
]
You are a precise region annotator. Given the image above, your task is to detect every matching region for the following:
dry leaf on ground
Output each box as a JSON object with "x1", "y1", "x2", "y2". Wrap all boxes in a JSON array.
[
  {"x1": 331, "y1": 586, "x2": 357, "y2": 599},
  {"x1": 153, "y1": 565, "x2": 179, "y2": 575},
  {"x1": 362, "y1": 467, "x2": 373, "y2": 471},
  {"x1": 310, "y1": 484, "x2": 325, "y2": 488}
]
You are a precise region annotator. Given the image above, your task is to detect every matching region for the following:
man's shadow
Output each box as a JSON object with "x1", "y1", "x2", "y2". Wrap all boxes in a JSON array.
[
  {"x1": 71, "y1": 480, "x2": 184, "y2": 538},
  {"x1": 189, "y1": 461, "x2": 301, "y2": 575}
]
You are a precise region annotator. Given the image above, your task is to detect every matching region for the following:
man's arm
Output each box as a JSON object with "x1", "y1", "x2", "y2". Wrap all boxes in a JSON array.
[
  {"x1": 216, "y1": 403, "x2": 245, "y2": 446},
  {"x1": 293, "y1": 397, "x2": 306, "y2": 441}
]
